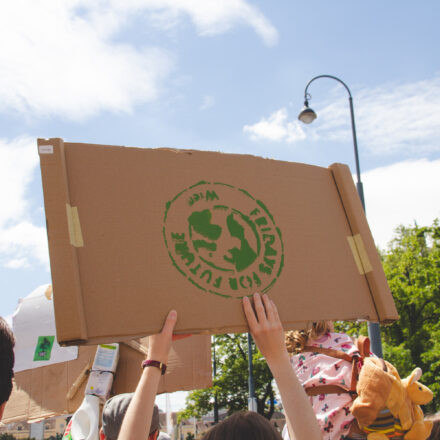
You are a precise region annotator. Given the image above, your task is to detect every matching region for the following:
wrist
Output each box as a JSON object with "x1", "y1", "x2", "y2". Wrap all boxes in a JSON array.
[
  {"x1": 142, "y1": 359, "x2": 167, "y2": 375},
  {"x1": 266, "y1": 352, "x2": 291, "y2": 372},
  {"x1": 147, "y1": 353, "x2": 168, "y2": 364}
]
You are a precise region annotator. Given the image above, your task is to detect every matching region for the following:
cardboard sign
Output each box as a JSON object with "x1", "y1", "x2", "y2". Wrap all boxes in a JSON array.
[
  {"x1": 2, "y1": 335, "x2": 212, "y2": 424},
  {"x1": 37, "y1": 138, "x2": 398, "y2": 346}
]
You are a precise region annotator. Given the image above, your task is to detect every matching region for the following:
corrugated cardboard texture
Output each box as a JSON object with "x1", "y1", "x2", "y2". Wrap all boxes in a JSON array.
[
  {"x1": 37, "y1": 138, "x2": 398, "y2": 345},
  {"x1": 330, "y1": 163, "x2": 398, "y2": 324},
  {"x1": 2, "y1": 336, "x2": 211, "y2": 424}
]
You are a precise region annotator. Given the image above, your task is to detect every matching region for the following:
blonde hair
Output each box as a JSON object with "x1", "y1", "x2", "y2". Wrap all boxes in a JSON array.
[{"x1": 285, "y1": 321, "x2": 331, "y2": 354}]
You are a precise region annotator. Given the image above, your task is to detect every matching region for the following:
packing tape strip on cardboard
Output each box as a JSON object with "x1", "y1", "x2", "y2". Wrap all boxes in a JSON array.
[
  {"x1": 347, "y1": 234, "x2": 373, "y2": 275},
  {"x1": 66, "y1": 203, "x2": 84, "y2": 247}
]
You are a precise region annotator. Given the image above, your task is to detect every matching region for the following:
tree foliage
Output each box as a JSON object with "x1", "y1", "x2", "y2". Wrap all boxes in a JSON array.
[
  {"x1": 381, "y1": 220, "x2": 440, "y2": 411},
  {"x1": 337, "y1": 220, "x2": 440, "y2": 411},
  {"x1": 0, "y1": 435, "x2": 17, "y2": 440},
  {"x1": 178, "y1": 334, "x2": 275, "y2": 421},
  {"x1": 0, "y1": 436, "x2": 35, "y2": 440}
]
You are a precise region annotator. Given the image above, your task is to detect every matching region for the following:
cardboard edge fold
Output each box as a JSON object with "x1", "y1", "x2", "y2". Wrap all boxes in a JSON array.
[
  {"x1": 329, "y1": 163, "x2": 399, "y2": 324},
  {"x1": 37, "y1": 138, "x2": 88, "y2": 344}
]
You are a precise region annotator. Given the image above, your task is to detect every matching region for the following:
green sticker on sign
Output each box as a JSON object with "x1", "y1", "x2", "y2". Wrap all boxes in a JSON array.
[{"x1": 34, "y1": 336, "x2": 55, "y2": 361}]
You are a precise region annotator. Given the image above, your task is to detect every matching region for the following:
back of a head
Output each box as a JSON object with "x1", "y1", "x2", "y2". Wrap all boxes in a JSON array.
[
  {"x1": 285, "y1": 320, "x2": 331, "y2": 354},
  {"x1": 426, "y1": 415, "x2": 440, "y2": 440},
  {"x1": 102, "y1": 393, "x2": 160, "y2": 440},
  {"x1": 202, "y1": 411, "x2": 282, "y2": 440},
  {"x1": 0, "y1": 317, "x2": 15, "y2": 406}
]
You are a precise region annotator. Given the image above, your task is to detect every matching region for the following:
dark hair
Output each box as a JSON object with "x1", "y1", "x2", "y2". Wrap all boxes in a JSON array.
[
  {"x1": 0, "y1": 317, "x2": 15, "y2": 405},
  {"x1": 202, "y1": 411, "x2": 282, "y2": 440}
]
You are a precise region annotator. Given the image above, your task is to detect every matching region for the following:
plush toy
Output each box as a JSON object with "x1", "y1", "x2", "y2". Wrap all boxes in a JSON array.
[
  {"x1": 351, "y1": 358, "x2": 433, "y2": 440},
  {"x1": 401, "y1": 368, "x2": 433, "y2": 440}
]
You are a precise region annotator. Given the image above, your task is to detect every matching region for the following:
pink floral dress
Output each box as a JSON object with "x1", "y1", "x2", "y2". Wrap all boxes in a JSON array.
[{"x1": 282, "y1": 332, "x2": 360, "y2": 440}]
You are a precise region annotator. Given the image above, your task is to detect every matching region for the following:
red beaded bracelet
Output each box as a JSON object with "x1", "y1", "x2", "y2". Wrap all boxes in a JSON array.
[{"x1": 141, "y1": 359, "x2": 167, "y2": 375}]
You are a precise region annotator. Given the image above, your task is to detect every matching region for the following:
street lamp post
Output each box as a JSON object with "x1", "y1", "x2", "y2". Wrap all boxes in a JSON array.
[
  {"x1": 248, "y1": 333, "x2": 258, "y2": 412},
  {"x1": 298, "y1": 74, "x2": 383, "y2": 357},
  {"x1": 213, "y1": 336, "x2": 219, "y2": 423}
]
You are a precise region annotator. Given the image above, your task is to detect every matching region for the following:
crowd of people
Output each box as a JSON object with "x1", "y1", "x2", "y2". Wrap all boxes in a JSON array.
[{"x1": 1, "y1": 294, "x2": 439, "y2": 439}]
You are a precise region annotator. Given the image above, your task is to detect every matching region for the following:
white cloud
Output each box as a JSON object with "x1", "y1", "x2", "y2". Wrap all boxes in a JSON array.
[
  {"x1": 0, "y1": 137, "x2": 49, "y2": 269},
  {"x1": 244, "y1": 75, "x2": 440, "y2": 156},
  {"x1": 0, "y1": 1, "x2": 173, "y2": 120},
  {"x1": 105, "y1": 0, "x2": 278, "y2": 45},
  {"x1": 0, "y1": 0, "x2": 277, "y2": 120},
  {"x1": 243, "y1": 108, "x2": 306, "y2": 142},
  {"x1": 4, "y1": 258, "x2": 29, "y2": 270},
  {"x1": 362, "y1": 159, "x2": 440, "y2": 249},
  {"x1": 200, "y1": 95, "x2": 215, "y2": 111},
  {"x1": 315, "y1": 75, "x2": 440, "y2": 155}
]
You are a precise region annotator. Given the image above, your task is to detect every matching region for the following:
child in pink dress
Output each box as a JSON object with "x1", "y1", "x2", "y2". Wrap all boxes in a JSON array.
[{"x1": 283, "y1": 322, "x2": 362, "y2": 440}]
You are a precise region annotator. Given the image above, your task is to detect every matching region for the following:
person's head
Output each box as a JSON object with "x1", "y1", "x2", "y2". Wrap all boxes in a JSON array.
[
  {"x1": 0, "y1": 317, "x2": 15, "y2": 421},
  {"x1": 285, "y1": 320, "x2": 332, "y2": 354},
  {"x1": 202, "y1": 411, "x2": 282, "y2": 440},
  {"x1": 100, "y1": 393, "x2": 160, "y2": 440}
]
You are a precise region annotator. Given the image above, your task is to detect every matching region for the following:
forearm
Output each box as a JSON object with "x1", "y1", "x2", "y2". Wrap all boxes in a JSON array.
[
  {"x1": 117, "y1": 310, "x2": 177, "y2": 440},
  {"x1": 242, "y1": 294, "x2": 321, "y2": 440},
  {"x1": 268, "y1": 355, "x2": 321, "y2": 440},
  {"x1": 117, "y1": 367, "x2": 161, "y2": 440}
]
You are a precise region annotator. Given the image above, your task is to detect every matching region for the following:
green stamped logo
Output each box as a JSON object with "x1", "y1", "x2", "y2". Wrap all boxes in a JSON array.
[{"x1": 163, "y1": 181, "x2": 284, "y2": 298}]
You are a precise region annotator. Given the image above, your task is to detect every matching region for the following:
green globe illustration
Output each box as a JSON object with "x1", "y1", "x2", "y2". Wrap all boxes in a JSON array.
[{"x1": 188, "y1": 207, "x2": 260, "y2": 274}]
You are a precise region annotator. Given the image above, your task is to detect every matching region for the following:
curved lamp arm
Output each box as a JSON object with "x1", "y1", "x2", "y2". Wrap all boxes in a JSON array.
[
  {"x1": 302, "y1": 75, "x2": 363, "y2": 207},
  {"x1": 304, "y1": 74, "x2": 353, "y2": 100}
]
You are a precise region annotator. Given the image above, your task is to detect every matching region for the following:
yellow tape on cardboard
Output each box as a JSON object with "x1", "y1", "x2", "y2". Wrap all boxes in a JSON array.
[
  {"x1": 347, "y1": 234, "x2": 373, "y2": 275},
  {"x1": 66, "y1": 204, "x2": 84, "y2": 247}
]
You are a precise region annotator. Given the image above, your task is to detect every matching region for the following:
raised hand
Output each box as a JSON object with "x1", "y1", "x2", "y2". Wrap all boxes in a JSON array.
[
  {"x1": 243, "y1": 292, "x2": 322, "y2": 440},
  {"x1": 243, "y1": 292, "x2": 289, "y2": 365}
]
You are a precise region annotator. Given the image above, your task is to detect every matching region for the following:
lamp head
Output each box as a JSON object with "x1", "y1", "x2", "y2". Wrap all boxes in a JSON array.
[{"x1": 298, "y1": 100, "x2": 317, "y2": 124}]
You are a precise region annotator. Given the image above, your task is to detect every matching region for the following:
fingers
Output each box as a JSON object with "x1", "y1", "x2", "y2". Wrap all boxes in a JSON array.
[
  {"x1": 243, "y1": 293, "x2": 275, "y2": 329},
  {"x1": 262, "y1": 294, "x2": 275, "y2": 322},
  {"x1": 270, "y1": 299, "x2": 281, "y2": 323},
  {"x1": 242, "y1": 296, "x2": 258, "y2": 330},
  {"x1": 161, "y1": 310, "x2": 177, "y2": 337},
  {"x1": 253, "y1": 293, "x2": 267, "y2": 323}
]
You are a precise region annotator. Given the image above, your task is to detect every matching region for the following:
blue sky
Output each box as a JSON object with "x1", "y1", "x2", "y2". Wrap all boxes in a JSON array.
[{"x1": 1, "y1": 1, "x2": 440, "y2": 410}]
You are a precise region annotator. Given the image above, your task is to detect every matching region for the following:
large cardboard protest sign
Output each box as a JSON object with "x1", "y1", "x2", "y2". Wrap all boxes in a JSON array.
[
  {"x1": 2, "y1": 335, "x2": 212, "y2": 423},
  {"x1": 37, "y1": 138, "x2": 398, "y2": 345}
]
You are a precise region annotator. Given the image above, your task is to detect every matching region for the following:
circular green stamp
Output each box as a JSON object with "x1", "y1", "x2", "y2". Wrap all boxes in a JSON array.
[{"x1": 163, "y1": 181, "x2": 284, "y2": 298}]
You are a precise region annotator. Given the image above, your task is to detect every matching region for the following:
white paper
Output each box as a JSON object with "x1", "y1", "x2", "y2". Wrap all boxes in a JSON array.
[
  {"x1": 13, "y1": 284, "x2": 78, "y2": 372},
  {"x1": 38, "y1": 145, "x2": 54, "y2": 154}
]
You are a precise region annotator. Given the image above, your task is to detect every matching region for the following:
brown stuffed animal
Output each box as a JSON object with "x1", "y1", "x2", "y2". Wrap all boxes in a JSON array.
[
  {"x1": 401, "y1": 368, "x2": 433, "y2": 440},
  {"x1": 351, "y1": 359, "x2": 433, "y2": 440}
]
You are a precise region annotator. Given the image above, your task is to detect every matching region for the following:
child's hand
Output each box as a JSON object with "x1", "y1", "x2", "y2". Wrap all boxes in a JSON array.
[
  {"x1": 148, "y1": 310, "x2": 178, "y2": 364},
  {"x1": 243, "y1": 293, "x2": 289, "y2": 365}
]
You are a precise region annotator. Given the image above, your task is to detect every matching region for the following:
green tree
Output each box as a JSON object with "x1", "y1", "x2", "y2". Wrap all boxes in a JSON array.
[
  {"x1": 0, "y1": 434, "x2": 17, "y2": 440},
  {"x1": 336, "y1": 220, "x2": 440, "y2": 411},
  {"x1": 179, "y1": 334, "x2": 275, "y2": 421},
  {"x1": 381, "y1": 220, "x2": 440, "y2": 411}
]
